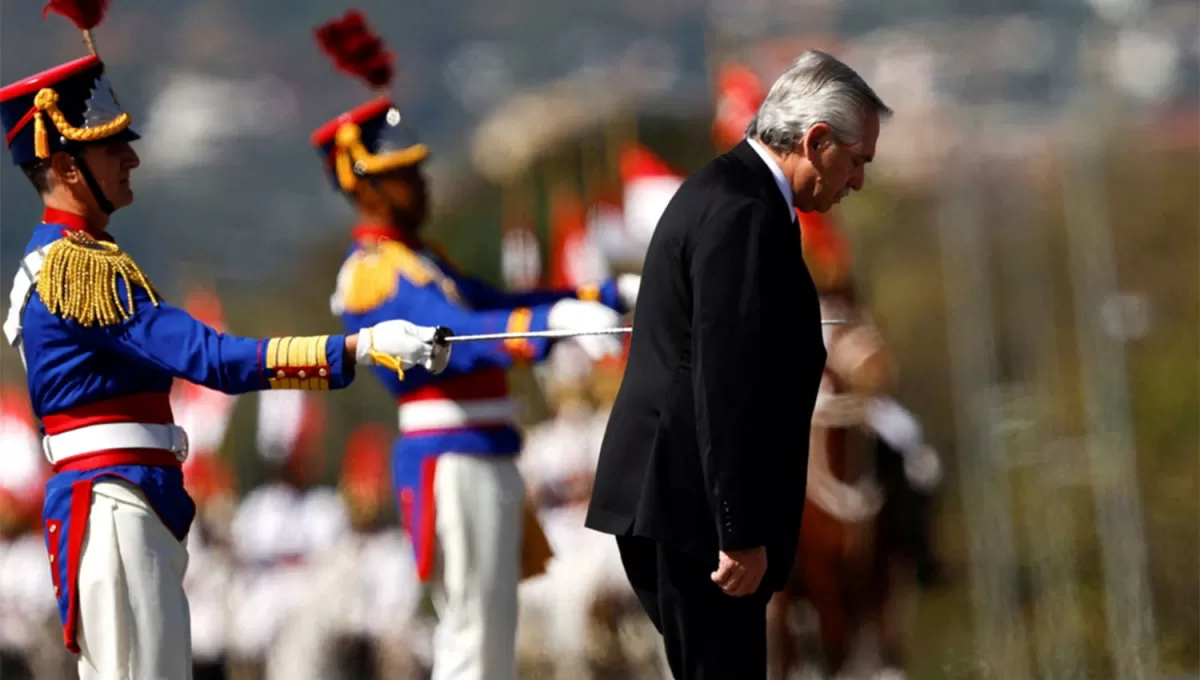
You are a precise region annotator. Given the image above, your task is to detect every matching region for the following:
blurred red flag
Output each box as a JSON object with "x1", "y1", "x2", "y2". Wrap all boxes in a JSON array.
[
  {"x1": 171, "y1": 287, "x2": 239, "y2": 477},
  {"x1": 619, "y1": 144, "x2": 684, "y2": 249},
  {"x1": 712, "y1": 63, "x2": 766, "y2": 152},
  {"x1": 0, "y1": 385, "x2": 48, "y2": 527},
  {"x1": 797, "y1": 207, "x2": 853, "y2": 291},
  {"x1": 548, "y1": 189, "x2": 610, "y2": 289}
]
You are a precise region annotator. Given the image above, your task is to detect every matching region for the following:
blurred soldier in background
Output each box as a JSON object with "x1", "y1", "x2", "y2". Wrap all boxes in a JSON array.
[
  {"x1": 294, "y1": 423, "x2": 430, "y2": 680},
  {"x1": 184, "y1": 454, "x2": 239, "y2": 680},
  {"x1": 310, "y1": 10, "x2": 638, "y2": 679},
  {"x1": 229, "y1": 390, "x2": 344, "y2": 678},
  {"x1": 769, "y1": 208, "x2": 943, "y2": 680},
  {"x1": 517, "y1": 341, "x2": 638, "y2": 679}
]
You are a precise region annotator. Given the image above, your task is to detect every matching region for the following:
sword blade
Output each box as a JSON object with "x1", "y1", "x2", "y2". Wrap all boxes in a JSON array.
[{"x1": 443, "y1": 320, "x2": 853, "y2": 344}]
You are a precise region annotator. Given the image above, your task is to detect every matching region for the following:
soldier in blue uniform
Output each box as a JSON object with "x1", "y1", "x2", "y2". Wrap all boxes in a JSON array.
[
  {"x1": 311, "y1": 10, "x2": 640, "y2": 680},
  {"x1": 0, "y1": 7, "x2": 451, "y2": 679}
]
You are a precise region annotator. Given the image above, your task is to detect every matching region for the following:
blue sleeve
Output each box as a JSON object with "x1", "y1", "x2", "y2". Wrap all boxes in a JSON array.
[
  {"x1": 344, "y1": 275, "x2": 553, "y2": 373},
  {"x1": 75, "y1": 282, "x2": 354, "y2": 393},
  {"x1": 452, "y1": 271, "x2": 627, "y2": 313}
]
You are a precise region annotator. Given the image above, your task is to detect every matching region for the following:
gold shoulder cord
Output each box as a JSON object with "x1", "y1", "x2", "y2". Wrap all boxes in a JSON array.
[{"x1": 37, "y1": 232, "x2": 158, "y2": 326}]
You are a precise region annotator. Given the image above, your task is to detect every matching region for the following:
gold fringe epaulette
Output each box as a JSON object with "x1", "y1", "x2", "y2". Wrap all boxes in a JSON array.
[
  {"x1": 36, "y1": 231, "x2": 158, "y2": 326},
  {"x1": 337, "y1": 240, "x2": 432, "y2": 314}
]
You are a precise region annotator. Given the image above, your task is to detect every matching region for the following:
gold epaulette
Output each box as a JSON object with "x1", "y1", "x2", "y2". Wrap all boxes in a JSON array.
[
  {"x1": 36, "y1": 231, "x2": 158, "y2": 326},
  {"x1": 264, "y1": 335, "x2": 333, "y2": 390},
  {"x1": 336, "y1": 239, "x2": 433, "y2": 314}
]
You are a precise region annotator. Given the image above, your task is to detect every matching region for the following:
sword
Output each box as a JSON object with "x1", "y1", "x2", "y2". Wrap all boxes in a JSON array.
[{"x1": 435, "y1": 320, "x2": 854, "y2": 344}]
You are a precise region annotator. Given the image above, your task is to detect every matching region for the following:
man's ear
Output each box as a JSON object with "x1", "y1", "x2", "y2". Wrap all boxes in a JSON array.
[
  {"x1": 800, "y1": 123, "x2": 833, "y2": 157},
  {"x1": 47, "y1": 151, "x2": 80, "y2": 187}
]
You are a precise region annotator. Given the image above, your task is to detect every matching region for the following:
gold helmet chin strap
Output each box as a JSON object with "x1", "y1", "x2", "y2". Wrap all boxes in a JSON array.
[{"x1": 333, "y1": 122, "x2": 429, "y2": 193}]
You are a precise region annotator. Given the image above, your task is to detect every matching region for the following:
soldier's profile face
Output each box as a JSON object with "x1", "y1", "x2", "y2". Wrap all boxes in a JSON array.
[
  {"x1": 377, "y1": 164, "x2": 429, "y2": 227},
  {"x1": 78, "y1": 141, "x2": 140, "y2": 210}
]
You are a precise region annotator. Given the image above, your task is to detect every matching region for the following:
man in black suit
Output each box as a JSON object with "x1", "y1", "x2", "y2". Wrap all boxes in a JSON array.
[{"x1": 585, "y1": 50, "x2": 891, "y2": 678}]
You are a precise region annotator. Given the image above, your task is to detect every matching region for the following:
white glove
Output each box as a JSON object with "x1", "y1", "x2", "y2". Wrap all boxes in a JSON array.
[
  {"x1": 616, "y1": 273, "x2": 641, "y2": 311},
  {"x1": 356, "y1": 320, "x2": 451, "y2": 374},
  {"x1": 547, "y1": 299, "x2": 623, "y2": 361},
  {"x1": 903, "y1": 445, "x2": 942, "y2": 493},
  {"x1": 811, "y1": 393, "x2": 868, "y2": 427}
]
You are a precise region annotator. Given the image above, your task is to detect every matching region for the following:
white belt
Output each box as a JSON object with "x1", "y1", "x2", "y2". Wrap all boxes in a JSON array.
[
  {"x1": 42, "y1": 422, "x2": 190, "y2": 465},
  {"x1": 398, "y1": 398, "x2": 515, "y2": 433}
]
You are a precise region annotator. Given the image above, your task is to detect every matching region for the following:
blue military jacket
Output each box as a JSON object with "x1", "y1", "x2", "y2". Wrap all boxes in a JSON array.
[
  {"x1": 331, "y1": 224, "x2": 625, "y2": 579},
  {"x1": 8, "y1": 209, "x2": 354, "y2": 651}
]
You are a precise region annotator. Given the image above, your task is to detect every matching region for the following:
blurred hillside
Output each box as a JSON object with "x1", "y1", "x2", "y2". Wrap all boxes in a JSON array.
[{"x1": 3, "y1": 0, "x2": 1196, "y2": 290}]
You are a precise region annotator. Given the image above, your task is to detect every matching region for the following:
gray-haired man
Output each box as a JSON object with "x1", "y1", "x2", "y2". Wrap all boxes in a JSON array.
[{"x1": 585, "y1": 50, "x2": 891, "y2": 678}]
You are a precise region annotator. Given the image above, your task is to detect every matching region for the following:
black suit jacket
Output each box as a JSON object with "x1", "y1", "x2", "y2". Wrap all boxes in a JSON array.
[{"x1": 585, "y1": 140, "x2": 826, "y2": 592}]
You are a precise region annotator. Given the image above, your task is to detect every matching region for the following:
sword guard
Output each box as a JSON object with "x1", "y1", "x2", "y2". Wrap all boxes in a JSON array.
[{"x1": 433, "y1": 326, "x2": 453, "y2": 345}]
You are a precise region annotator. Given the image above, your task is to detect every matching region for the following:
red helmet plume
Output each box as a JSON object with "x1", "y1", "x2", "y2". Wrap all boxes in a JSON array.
[
  {"x1": 315, "y1": 9, "x2": 394, "y2": 90},
  {"x1": 43, "y1": 0, "x2": 110, "y2": 31}
]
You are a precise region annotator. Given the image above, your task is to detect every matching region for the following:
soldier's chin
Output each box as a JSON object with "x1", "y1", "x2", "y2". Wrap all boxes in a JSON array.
[{"x1": 112, "y1": 186, "x2": 135, "y2": 208}]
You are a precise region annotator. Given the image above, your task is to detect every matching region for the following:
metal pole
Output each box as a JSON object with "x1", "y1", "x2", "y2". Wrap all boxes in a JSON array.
[
  {"x1": 1061, "y1": 28, "x2": 1158, "y2": 679},
  {"x1": 936, "y1": 159, "x2": 1031, "y2": 680},
  {"x1": 997, "y1": 169, "x2": 1087, "y2": 679}
]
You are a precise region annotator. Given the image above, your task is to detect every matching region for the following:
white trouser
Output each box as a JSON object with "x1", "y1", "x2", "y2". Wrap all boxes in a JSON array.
[
  {"x1": 76, "y1": 479, "x2": 192, "y2": 680},
  {"x1": 430, "y1": 453, "x2": 524, "y2": 680}
]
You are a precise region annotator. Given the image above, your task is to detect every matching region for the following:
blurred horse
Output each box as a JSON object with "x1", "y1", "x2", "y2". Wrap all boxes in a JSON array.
[{"x1": 768, "y1": 286, "x2": 899, "y2": 679}]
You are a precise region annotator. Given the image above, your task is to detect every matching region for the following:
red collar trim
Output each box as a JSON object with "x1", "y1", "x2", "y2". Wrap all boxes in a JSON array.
[
  {"x1": 351, "y1": 223, "x2": 419, "y2": 248},
  {"x1": 42, "y1": 207, "x2": 107, "y2": 239}
]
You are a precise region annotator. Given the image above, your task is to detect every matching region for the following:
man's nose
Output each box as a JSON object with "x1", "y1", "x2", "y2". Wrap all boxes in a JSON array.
[
  {"x1": 849, "y1": 168, "x2": 865, "y2": 191},
  {"x1": 123, "y1": 144, "x2": 141, "y2": 169}
]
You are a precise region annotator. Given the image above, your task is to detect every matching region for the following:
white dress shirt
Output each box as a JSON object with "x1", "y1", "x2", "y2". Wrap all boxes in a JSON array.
[{"x1": 747, "y1": 137, "x2": 796, "y2": 222}]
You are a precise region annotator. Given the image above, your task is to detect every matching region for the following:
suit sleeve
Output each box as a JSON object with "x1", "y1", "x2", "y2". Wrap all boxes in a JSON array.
[
  {"x1": 75, "y1": 282, "x2": 354, "y2": 393},
  {"x1": 690, "y1": 200, "x2": 772, "y2": 551}
]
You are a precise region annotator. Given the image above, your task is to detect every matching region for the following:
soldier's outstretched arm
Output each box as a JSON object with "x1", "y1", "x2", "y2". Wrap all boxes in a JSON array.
[
  {"x1": 430, "y1": 245, "x2": 640, "y2": 314},
  {"x1": 69, "y1": 277, "x2": 447, "y2": 393},
  {"x1": 351, "y1": 279, "x2": 555, "y2": 373},
  {"x1": 453, "y1": 272, "x2": 639, "y2": 315}
]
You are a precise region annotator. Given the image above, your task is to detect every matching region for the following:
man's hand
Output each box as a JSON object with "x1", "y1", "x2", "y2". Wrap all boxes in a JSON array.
[
  {"x1": 355, "y1": 320, "x2": 451, "y2": 373},
  {"x1": 547, "y1": 299, "x2": 623, "y2": 361},
  {"x1": 711, "y1": 546, "x2": 767, "y2": 597}
]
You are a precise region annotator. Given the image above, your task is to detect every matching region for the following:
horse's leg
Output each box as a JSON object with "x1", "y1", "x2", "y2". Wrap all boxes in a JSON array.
[
  {"x1": 875, "y1": 554, "x2": 911, "y2": 673},
  {"x1": 767, "y1": 591, "x2": 797, "y2": 680},
  {"x1": 802, "y1": 509, "x2": 854, "y2": 676},
  {"x1": 858, "y1": 508, "x2": 912, "y2": 676}
]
